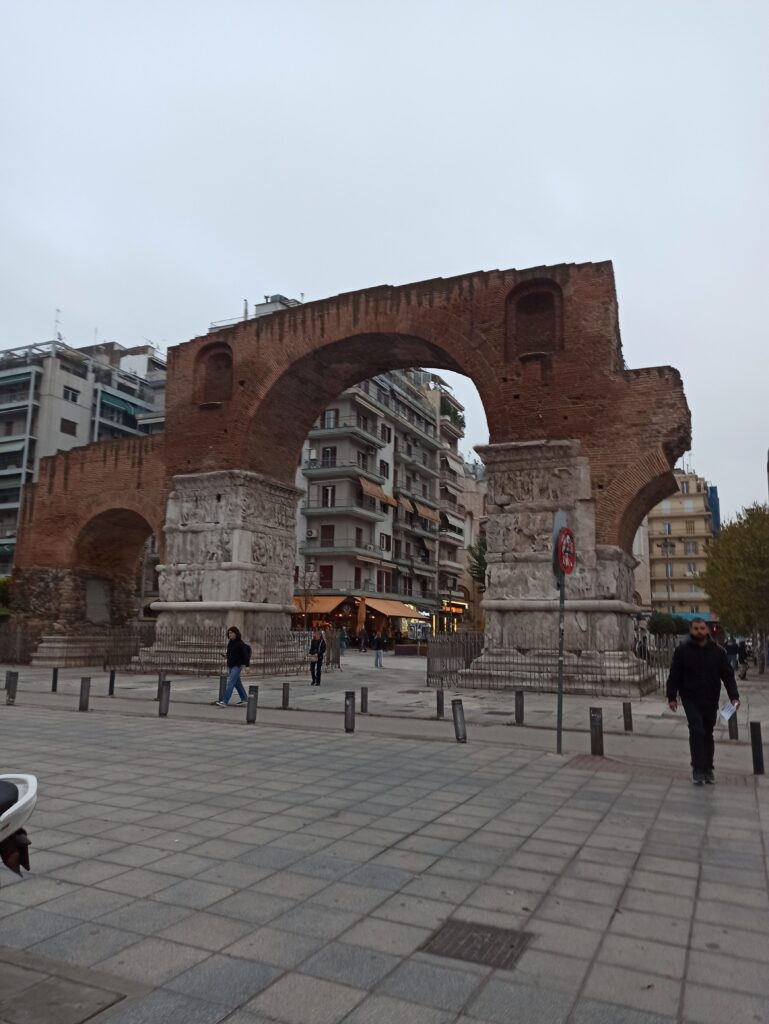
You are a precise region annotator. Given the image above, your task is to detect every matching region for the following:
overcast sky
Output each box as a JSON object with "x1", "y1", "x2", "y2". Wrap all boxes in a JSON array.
[{"x1": 2, "y1": 1, "x2": 767, "y2": 518}]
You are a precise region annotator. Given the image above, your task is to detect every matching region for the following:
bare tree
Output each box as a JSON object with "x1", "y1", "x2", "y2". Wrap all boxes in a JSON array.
[{"x1": 294, "y1": 562, "x2": 320, "y2": 630}]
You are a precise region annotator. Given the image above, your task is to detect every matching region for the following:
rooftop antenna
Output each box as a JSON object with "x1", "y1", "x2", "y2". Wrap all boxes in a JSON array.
[
  {"x1": 243, "y1": 299, "x2": 248, "y2": 321},
  {"x1": 53, "y1": 308, "x2": 62, "y2": 351}
]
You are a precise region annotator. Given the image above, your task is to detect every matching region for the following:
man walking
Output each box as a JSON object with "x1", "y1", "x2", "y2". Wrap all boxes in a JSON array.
[
  {"x1": 372, "y1": 630, "x2": 384, "y2": 669},
  {"x1": 666, "y1": 618, "x2": 740, "y2": 785},
  {"x1": 308, "y1": 628, "x2": 327, "y2": 686}
]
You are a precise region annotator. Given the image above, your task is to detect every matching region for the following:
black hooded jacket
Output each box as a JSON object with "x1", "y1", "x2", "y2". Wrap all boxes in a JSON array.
[{"x1": 666, "y1": 638, "x2": 739, "y2": 705}]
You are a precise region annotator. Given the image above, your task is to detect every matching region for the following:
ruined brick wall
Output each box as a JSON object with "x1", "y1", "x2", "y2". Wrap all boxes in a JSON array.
[{"x1": 12, "y1": 261, "x2": 691, "y2": 613}]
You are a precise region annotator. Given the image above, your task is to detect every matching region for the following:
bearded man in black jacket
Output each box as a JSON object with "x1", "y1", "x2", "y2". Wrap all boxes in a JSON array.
[{"x1": 666, "y1": 618, "x2": 740, "y2": 786}]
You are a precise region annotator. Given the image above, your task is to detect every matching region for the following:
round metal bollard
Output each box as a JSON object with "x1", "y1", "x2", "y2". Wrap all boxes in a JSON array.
[
  {"x1": 5, "y1": 671, "x2": 19, "y2": 706},
  {"x1": 79, "y1": 677, "x2": 91, "y2": 712},
  {"x1": 218, "y1": 674, "x2": 228, "y2": 703},
  {"x1": 158, "y1": 679, "x2": 171, "y2": 717},
  {"x1": 246, "y1": 693, "x2": 257, "y2": 724},
  {"x1": 622, "y1": 702, "x2": 633, "y2": 732},
  {"x1": 51, "y1": 667, "x2": 59, "y2": 693},
  {"x1": 451, "y1": 699, "x2": 467, "y2": 743},
  {"x1": 436, "y1": 689, "x2": 444, "y2": 720},
  {"x1": 728, "y1": 712, "x2": 739, "y2": 741},
  {"x1": 282, "y1": 683, "x2": 290, "y2": 710},
  {"x1": 360, "y1": 686, "x2": 368, "y2": 714},
  {"x1": 514, "y1": 690, "x2": 524, "y2": 725},
  {"x1": 750, "y1": 721, "x2": 765, "y2": 775},
  {"x1": 344, "y1": 691, "x2": 356, "y2": 733},
  {"x1": 108, "y1": 670, "x2": 116, "y2": 697},
  {"x1": 589, "y1": 707, "x2": 604, "y2": 756}
]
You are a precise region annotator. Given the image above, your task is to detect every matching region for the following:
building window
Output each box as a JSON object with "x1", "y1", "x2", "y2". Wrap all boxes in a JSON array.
[
  {"x1": 60, "y1": 418, "x2": 77, "y2": 437},
  {"x1": 691, "y1": 606, "x2": 699, "y2": 613},
  {"x1": 319, "y1": 525, "x2": 335, "y2": 547},
  {"x1": 402, "y1": 577, "x2": 412, "y2": 596},
  {"x1": 687, "y1": 562, "x2": 697, "y2": 575},
  {"x1": 321, "y1": 485, "x2": 335, "y2": 508},
  {"x1": 686, "y1": 520, "x2": 695, "y2": 534},
  {"x1": 662, "y1": 522, "x2": 672, "y2": 535},
  {"x1": 63, "y1": 386, "x2": 79, "y2": 404},
  {"x1": 200, "y1": 347, "x2": 232, "y2": 403},
  {"x1": 356, "y1": 414, "x2": 369, "y2": 432},
  {"x1": 4, "y1": 422, "x2": 13, "y2": 436},
  {"x1": 376, "y1": 570, "x2": 392, "y2": 593},
  {"x1": 680, "y1": 480, "x2": 690, "y2": 494},
  {"x1": 357, "y1": 451, "x2": 368, "y2": 471},
  {"x1": 379, "y1": 533, "x2": 391, "y2": 552},
  {"x1": 318, "y1": 565, "x2": 333, "y2": 588},
  {"x1": 379, "y1": 460, "x2": 390, "y2": 479},
  {"x1": 320, "y1": 446, "x2": 336, "y2": 467},
  {"x1": 665, "y1": 563, "x2": 674, "y2": 578},
  {"x1": 684, "y1": 541, "x2": 698, "y2": 555},
  {"x1": 323, "y1": 409, "x2": 339, "y2": 429},
  {"x1": 355, "y1": 527, "x2": 364, "y2": 548},
  {"x1": 393, "y1": 539, "x2": 401, "y2": 559},
  {"x1": 380, "y1": 424, "x2": 392, "y2": 444},
  {"x1": 354, "y1": 567, "x2": 362, "y2": 588}
]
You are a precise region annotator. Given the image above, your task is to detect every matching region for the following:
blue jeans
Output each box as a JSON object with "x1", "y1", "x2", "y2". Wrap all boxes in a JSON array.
[
  {"x1": 374, "y1": 649, "x2": 383, "y2": 669},
  {"x1": 223, "y1": 665, "x2": 247, "y2": 704}
]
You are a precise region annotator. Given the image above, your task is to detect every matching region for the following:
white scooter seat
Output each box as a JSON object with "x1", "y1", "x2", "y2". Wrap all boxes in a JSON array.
[{"x1": 0, "y1": 774, "x2": 37, "y2": 840}]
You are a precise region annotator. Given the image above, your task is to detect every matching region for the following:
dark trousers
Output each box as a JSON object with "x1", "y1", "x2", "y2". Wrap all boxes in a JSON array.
[
  {"x1": 682, "y1": 700, "x2": 718, "y2": 773},
  {"x1": 310, "y1": 657, "x2": 323, "y2": 686}
]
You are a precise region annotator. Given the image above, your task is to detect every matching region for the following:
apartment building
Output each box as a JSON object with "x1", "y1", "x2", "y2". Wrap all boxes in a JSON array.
[
  {"x1": 646, "y1": 468, "x2": 719, "y2": 621},
  {"x1": 294, "y1": 369, "x2": 469, "y2": 637},
  {"x1": 0, "y1": 339, "x2": 166, "y2": 575}
]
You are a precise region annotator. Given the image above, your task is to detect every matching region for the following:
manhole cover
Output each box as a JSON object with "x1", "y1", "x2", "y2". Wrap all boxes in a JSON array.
[{"x1": 421, "y1": 920, "x2": 531, "y2": 970}]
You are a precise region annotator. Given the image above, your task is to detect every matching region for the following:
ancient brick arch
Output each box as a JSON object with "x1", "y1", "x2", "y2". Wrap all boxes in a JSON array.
[{"x1": 14, "y1": 261, "x2": 691, "y2": 676}]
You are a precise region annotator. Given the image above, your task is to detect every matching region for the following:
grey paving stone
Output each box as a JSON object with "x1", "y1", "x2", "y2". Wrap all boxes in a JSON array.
[
  {"x1": 38, "y1": 886, "x2": 135, "y2": 922},
  {"x1": 195, "y1": 863, "x2": 275, "y2": 889},
  {"x1": 97, "y1": 845, "x2": 168, "y2": 868},
  {"x1": 207, "y1": 891, "x2": 296, "y2": 925},
  {"x1": 687, "y1": 948, "x2": 769, "y2": 996},
  {"x1": 376, "y1": 957, "x2": 484, "y2": 1011},
  {"x1": 251, "y1": 871, "x2": 328, "y2": 901},
  {"x1": 583, "y1": 962, "x2": 682, "y2": 1017},
  {"x1": 342, "y1": 918, "x2": 433, "y2": 956},
  {"x1": 620, "y1": 888, "x2": 694, "y2": 920},
  {"x1": 597, "y1": 933, "x2": 687, "y2": 979},
  {"x1": 96, "y1": 988, "x2": 230, "y2": 1024},
  {"x1": 0, "y1": 961, "x2": 47, "y2": 1000},
  {"x1": 344, "y1": 864, "x2": 414, "y2": 891},
  {"x1": 343, "y1": 993, "x2": 453, "y2": 1024},
  {"x1": 246, "y1": 973, "x2": 366, "y2": 1024},
  {"x1": 569, "y1": 998, "x2": 677, "y2": 1023},
  {"x1": 96, "y1": 936, "x2": 210, "y2": 984},
  {"x1": 269, "y1": 903, "x2": 360, "y2": 940},
  {"x1": 146, "y1": 852, "x2": 221, "y2": 877},
  {"x1": 466, "y1": 977, "x2": 574, "y2": 1024},
  {"x1": 689, "y1": 920, "x2": 769, "y2": 964},
  {"x1": 501, "y1": 948, "x2": 590, "y2": 993},
  {"x1": 464, "y1": 883, "x2": 541, "y2": 917},
  {"x1": 48, "y1": 861, "x2": 130, "y2": 886},
  {"x1": 94, "y1": 868, "x2": 175, "y2": 898},
  {"x1": 157, "y1": 912, "x2": 254, "y2": 951},
  {"x1": 0, "y1": 975, "x2": 121, "y2": 1024},
  {"x1": 425, "y1": 858, "x2": 498, "y2": 882},
  {"x1": 1, "y1": 877, "x2": 77, "y2": 908},
  {"x1": 223, "y1": 925, "x2": 324, "y2": 968},
  {"x1": 309, "y1": 882, "x2": 389, "y2": 915},
  {"x1": 682, "y1": 981, "x2": 769, "y2": 1023},
  {"x1": 371, "y1": 893, "x2": 454, "y2": 930},
  {"x1": 94, "y1": 899, "x2": 192, "y2": 935},
  {"x1": 29, "y1": 921, "x2": 140, "y2": 967},
  {"x1": 300, "y1": 941, "x2": 399, "y2": 988},
  {"x1": 153, "y1": 879, "x2": 237, "y2": 910},
  {"x1": 292, "y1": 854, "x2": 359, "y2": 881},
  {"x1": 608, "y1": 909, "x2": 691, "y2": 945},
  {"x1": 165, "y1": 954, "x2": 281, "y2": 1009}
]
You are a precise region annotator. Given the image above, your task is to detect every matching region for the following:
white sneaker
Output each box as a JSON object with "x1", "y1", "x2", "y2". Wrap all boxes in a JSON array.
[{"x1": 215, "y1": 700, "x2": 228, "y2": 707}]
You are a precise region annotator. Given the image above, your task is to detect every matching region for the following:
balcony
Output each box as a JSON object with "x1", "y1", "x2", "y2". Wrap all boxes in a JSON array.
[
  {"x1": 439, "y1": 414, "x2": 464, "y2": 440},
  {"x1": 300, "y1": 578, "x2": 438, "y2": 606},
  {"x1": 300, "y1": 534, "x2": 392, "y2": 559},
  {"x1": 440, "y1": 470, "x2": 463, "y2": 493},
  {"x1": 0, "y1": 391, "x2": 38, "y2": 412},
  {"x1": 303, "y1": 459, "x2": 386, "y2": 484},
  {"x1": 302, "y1": 498, "x2": 385, "y2": 522},
  {"x1": 439, "y1": 554, "x2": 464, "y2": 572},
  {"x1": 308, "y1": 419, "x2": 384, "y2": 449},
  {"x1": 392, "y1": 514, "x2": 438, "y2": 539}
]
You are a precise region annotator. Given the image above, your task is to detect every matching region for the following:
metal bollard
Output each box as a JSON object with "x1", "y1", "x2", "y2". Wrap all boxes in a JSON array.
[
  {"x1": 590, "y1": 707, "x2": 604, "y2": 756},
  {"x1": 451, "y1": 698, "x2": 467, "y2": 743},
  {"x1": 51, "y1": 667, "x2": 59, "y2": 693},
  {"x1": 360, "y1": 686, "x2": 368, "y2": 714},
  {"x1": 436, "y1": 689, "x2": 444, "y2": 720},
  {"x1": 515, "y1": 690, "x2": 524, "y2": 725},
  {"x1": 158, "y1": 679, "x2": 171, "y2": 717},
  {"x1": 344, "y1": 690, "x2": 355, "y2": 733},
  {"x1": 5, "y1": 671, "x2": 19, "y2": 706},
  {"x1": 282, "y1": 683, "x2": 290, "y2": 709},
  {"x1": 79, "y1": 677, "x2": 91, "y2": 712},
  {"x1": 246, "y1": 692, "x2": 257, "y2": 723},
  {"x1": 728, "y1": 712, "x2": 739, "y2": 741},
  {"x1": 622, "y1": 702, "x2": 633, "y2": 732},
  {"x1": 156, "y1": 670, "x2": 167, "y2": 702},
  {"x1": 750, "y1": 721, "x2": 765, "y2": 775},
  {"x1": 108, "y1": 669, "x2": 116, "y2": 697},
  {"x1": 218, "y1": 673, "x2": 227, "y2": 703}
]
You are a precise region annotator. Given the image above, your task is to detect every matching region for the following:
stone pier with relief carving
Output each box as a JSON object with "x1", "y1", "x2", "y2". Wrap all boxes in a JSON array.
[
  {"x1": 151, "y1": 470, "x2": 298, "y2": 637},
  {"x1": 469, "y1": 440, "x2": 655, "y2": 694}
]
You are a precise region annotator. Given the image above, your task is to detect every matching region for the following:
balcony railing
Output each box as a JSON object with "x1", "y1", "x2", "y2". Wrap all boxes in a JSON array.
[
  {"x1": 302, "y1": 498, "x2": 384, "y2": 517},
  {"x1": 303, "y1": 459, "x2": 385, "y2": 482},
  {"x1": 308, "y1": 419, "x2": 384, "y2": 447},
  {"x1": 298, "y1": 578, "x2": 438, "y2": 603}
]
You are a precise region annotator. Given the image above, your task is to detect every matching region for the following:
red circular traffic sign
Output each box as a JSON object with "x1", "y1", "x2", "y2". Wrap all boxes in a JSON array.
[{"x1": 557, "y1": 527, "x2": 576, "y2": 574}]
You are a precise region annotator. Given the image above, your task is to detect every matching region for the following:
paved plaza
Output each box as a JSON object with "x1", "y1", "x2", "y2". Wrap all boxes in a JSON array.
[{"x1": 2, "y1": 676, "x2": 769, "y2": 1024}]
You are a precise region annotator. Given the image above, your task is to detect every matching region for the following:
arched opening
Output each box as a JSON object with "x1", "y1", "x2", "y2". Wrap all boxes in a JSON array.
[
  {"x1": 74, "y1": 509, "x2": 156, "y2": 624},
  {"x1": 195, "y1": 343, "x2": 233, "y2": 405},
  {"x1": 504, "y1": 280, "x2": 563, "y2": 361}
]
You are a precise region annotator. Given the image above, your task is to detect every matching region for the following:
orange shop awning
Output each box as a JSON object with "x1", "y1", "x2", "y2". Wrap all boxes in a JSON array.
[
  {"x1": 414, "y1": 501, "x2": 440, "y2": 523},
  {"x1": 365, "y1": 598, "x2": 424, "y2": 619},
  {"x1": 398, "y1": 494, "x2": 415, "y2": 513},
  {"x1": 292, "y1": 596, "x2": 345, "y2": 614},
  {"x1": 360, "y1": 479, "x2": 397, "y2": 507}
]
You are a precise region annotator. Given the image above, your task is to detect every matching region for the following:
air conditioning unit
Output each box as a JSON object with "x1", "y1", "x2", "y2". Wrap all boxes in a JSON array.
[
  {"x1": 306, "y1": 529, "x2": 317, "y2": 539},
  {"x1": 308, "y1": 449, "x2": 317, "y2": 460},
  {"x1": 365, "y1": 543, "x2": 375, "y2": 551}
]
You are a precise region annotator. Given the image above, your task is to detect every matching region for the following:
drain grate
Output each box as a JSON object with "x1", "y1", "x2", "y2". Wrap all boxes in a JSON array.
[{"x1": 421, "y1": 919, "x2": 531, "y2": 970}]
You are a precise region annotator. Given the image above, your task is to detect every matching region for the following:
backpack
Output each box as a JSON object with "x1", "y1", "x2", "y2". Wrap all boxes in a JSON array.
[{"x1": 242, "y1": 642, "x2": 252, "y2": 667}]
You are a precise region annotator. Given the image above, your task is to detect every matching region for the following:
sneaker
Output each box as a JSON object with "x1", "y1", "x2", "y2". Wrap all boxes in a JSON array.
[
  {"x1": 692, "y1": 770, "x2": 705, "y2": 786},
  {"x1": 215, "y1": 700, "x2": 228, "y2": 707},
  {"x1": 235, "y1": 699, "x2": 247, "y2": 705},
  {"x1": 704, "y1": 770, "x2": 715, "y2": 785}
]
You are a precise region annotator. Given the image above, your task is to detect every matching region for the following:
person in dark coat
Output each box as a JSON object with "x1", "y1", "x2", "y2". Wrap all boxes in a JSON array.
[
  {"x1": 309, "y1": 628, "x2": 327, "y2": 686},
  {"x1": 216, "y1": 626, "x2": 249, "y2": 707},
  {"x1": 666, "y1": 618, "x2": 740, "y2": 785},
  {"x1": 737, "y1": 640, "x2": 749, "y2": 680}
]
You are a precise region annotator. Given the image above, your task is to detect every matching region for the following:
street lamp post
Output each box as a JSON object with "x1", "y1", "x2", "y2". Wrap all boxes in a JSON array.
[{"x1": 658, "y1": 538, "x2": 674, "y2": 612}]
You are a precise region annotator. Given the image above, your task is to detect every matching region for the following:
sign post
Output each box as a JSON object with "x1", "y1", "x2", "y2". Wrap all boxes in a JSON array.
[{"x1": 553, "y1": 522, "x2": 576, "y2": 755}]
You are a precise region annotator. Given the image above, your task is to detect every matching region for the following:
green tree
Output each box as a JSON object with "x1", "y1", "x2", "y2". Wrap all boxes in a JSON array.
[
  {"x1": 648, "y1": 611, "x2": 676, "y2": 635},
  {"x1": 701, "y1": 503, "x2": 769, "y2": 634},
  {"x1": 466, "y1": 535, "x2": 487, "y2": 591}
]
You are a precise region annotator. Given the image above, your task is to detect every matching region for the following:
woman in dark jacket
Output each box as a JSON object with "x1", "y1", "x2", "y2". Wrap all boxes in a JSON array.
[
  {"x1": 216, "y1": 626, "x2": 249, "y2": 706},
  {"x1": 309, "y1": 628, "x2": 327, "y2": 686}
]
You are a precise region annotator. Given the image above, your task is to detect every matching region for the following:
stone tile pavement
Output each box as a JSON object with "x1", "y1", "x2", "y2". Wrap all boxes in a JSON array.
[{"x1": 1, "y1": 702, "x2": 769, "y2": 1022}]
